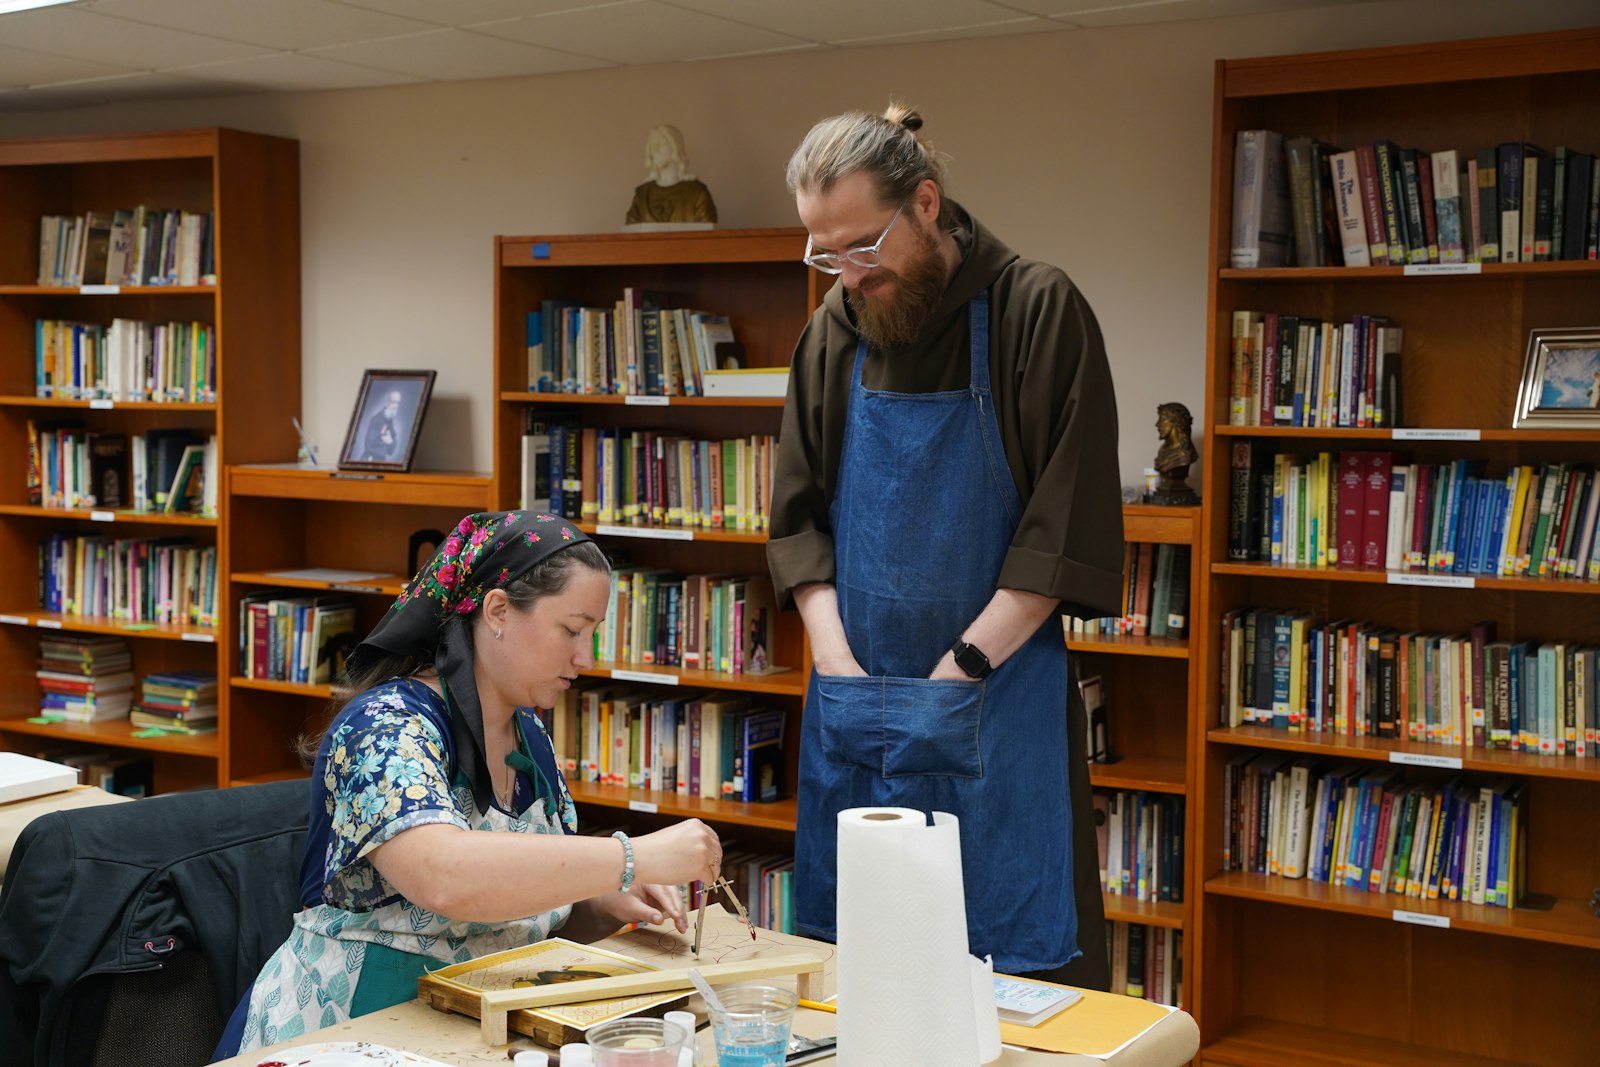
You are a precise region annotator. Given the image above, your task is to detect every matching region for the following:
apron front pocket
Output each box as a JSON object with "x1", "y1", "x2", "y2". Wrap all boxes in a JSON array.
[
  {"x1": 814, "y1": 674, "x2": 886, "y2": 773},
  {"x1": 815, "y1": 675, "x2": 985, "y2": 779},
  {"x1": 879, "y1": 677, "x2": 985, "y2": 778}
]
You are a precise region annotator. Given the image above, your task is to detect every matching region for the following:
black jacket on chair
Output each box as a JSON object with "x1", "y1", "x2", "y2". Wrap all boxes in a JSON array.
[{"x1": 0, "y1": 778, "x2": 308, "y2": 1067}]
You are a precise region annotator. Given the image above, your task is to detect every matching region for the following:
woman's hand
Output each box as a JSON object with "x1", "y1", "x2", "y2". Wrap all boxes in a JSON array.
[
  {"x1": 561, "y1": 882, "x2": 685, "y2": 942},
  {"x1": 632, "y1": 818, "x2": 723, "y2": 887}
]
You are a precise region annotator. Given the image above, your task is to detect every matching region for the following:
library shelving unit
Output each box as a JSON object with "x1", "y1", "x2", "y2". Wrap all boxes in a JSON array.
[
  {"x1": 0, "y1": 128, "x2": 299, "y2": 792},
  {"x1": 222, "y1": 465, "x2": 493, "y2": 786},
  {"x1": 1195, "y1": 30, "x2": 1600, "y2": 1067},
  {"x1": 1074, "y1": 503, "x2": 1201, "y2": 1006},
  {"x1": 491, "y1": 228, "x2": 825, "y2": 852}
]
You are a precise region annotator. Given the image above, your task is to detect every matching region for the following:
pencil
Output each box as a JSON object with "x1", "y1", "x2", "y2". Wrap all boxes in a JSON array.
[{"x1": 797, "y1": 998, "x2": 837, "y2": 1014}]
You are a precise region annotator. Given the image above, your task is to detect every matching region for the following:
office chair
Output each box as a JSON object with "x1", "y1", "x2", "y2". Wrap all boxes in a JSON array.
[{"x1": 0, "y1": 778, "x2": 308, "y2": 1067}]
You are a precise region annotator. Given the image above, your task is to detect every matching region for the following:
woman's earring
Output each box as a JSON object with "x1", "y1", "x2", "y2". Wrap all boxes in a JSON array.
[{"x1": 494, "y1": 628, "x2": 503, "y2": 640}]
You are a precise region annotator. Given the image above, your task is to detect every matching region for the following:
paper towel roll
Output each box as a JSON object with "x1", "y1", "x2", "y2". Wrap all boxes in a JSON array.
[
  {"x1": 971, "y1": 955, "x2": 1001, "y2": 1064},
  {"x1": 835, "y1": 807, "x2": 978, "y2": 1066}
]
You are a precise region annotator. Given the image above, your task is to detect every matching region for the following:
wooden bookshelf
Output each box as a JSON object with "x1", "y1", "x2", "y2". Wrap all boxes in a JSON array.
[
  {"x1": 490, "y1": 228, "x2": 825, "y2": 850},
  {"x1": 1075, "y1": 502, "x2": 1200, "y2": 1009},
  {"x1": 0, "y1": 128, "x2": 300, "y2": 793},
  {"x1": 221, "y1": 464, "x2": 493, "y2": 784},
  {"x1": 1195, "y1": 30, "x2": 1600, "y2": 1066}
]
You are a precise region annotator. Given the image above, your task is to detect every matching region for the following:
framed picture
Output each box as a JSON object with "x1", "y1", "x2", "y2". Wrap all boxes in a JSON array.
[
  {"x1": 1513, "y1": 328, "x2": 1600, "y2": 429},
  {"x1": 338, "y1": 369, "x2": 436, "y2": 471}
]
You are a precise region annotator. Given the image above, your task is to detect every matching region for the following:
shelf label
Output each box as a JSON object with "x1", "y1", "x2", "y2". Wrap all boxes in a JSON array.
[
  {"x1": 90, "y1": 510, "x2": 115, "y2": 523},
  {"x1": 628, "y1": 800, "x2": 659, "y2": 814},
  {"x1": 0, "y1": 614, "x2": 28, "y2": 625},
  {"x1": 531, "y1": 242, "x2": 550, "y2": 259},
  {"x1": 331, "y1": 583, "x2": 384, "y2": 593},
  {"x1": 181, "y1": 632, "x2": 216, "y2": 643},
  {"x1": 625, "y1": 395, "x2": 670, "y2": 407},
  {"x1": 596, "y1": 524, "x2": 694, "y2": 542},
  {"x1": 89, "y1": 399, "x2": 114, "y2": 410},
  {"x1": 1402, "y1": 263, "x2": 1481, "y2": 277},
  {"x1": 1392, "y1": 909, "x2": 1450, "y2": 929},
  {"x1": 1387, "y1": 573, "x2": 1474, "y2": 589},
  {"x1": 79, "y1": 284, "x2": 121, "y2": 295},
  {"x1": 37, "y1": 619, "x2": 63, "y2": 629},
  {"x1": 1389, "y1": 751, "x2": 1463, "y2": 770},
  {"x1": 611, "y1": 669, "x2": 679, "y2": 686},
  {"x1": 1392, "y1": 428, "x2": 1481, "y2": 441},
  {"x1": 330, "y1": 472, "x2": 382, "y2": 481}
]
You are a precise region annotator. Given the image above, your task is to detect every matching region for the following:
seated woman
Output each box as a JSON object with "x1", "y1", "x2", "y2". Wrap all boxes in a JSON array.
[{"x1": 215, "y1": 512, "x2": 722, "y2": 1057}]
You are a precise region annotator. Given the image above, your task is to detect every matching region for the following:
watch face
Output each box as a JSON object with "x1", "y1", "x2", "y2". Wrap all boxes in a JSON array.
[{"x1": 954, "y1": 642, "x2": 989, "y2": 678}]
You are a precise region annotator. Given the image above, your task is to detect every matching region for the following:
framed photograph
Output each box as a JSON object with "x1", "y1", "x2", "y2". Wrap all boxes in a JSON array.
[
  {"x1": 338, "y1": 369, "x2": 436, "y2": 471},
  {"x1": 1513, "y1": 328, "x2": 1600, "y2": 429}
]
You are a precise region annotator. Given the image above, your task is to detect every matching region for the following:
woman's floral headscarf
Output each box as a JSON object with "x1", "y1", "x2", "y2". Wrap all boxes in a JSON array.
[{"x1": 348, "y1": 511, "x2": 593, "y2": 813}]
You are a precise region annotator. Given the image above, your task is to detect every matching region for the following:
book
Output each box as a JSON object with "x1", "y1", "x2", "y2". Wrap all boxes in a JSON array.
[
  {"x1": 700, "y1": 367, "x2": 789, "y2": 398},
  {"x1": 0, "y1": 751, "x2": 78, "y2": 803},
  {"x1": 992, "y1": 975, "x2": 1084, "y2": 1027},
  {"x1": 1231, "y1": 130, "x2": 1291, "y2": 268},
  {"x1": 739, "y1": 707, "x2": 786, "y2": 803},
  {"x1": 1328, "y1": 149, "x2": 1371, "y2": 267}
]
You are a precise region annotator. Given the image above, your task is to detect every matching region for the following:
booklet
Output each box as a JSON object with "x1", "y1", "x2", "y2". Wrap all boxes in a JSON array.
[{"x1": 993, "y1": 974, "x2": 1084, "y2": 1027}]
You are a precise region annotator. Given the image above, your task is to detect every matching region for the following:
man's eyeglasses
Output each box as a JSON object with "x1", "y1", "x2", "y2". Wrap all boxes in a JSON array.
[{"x1": 802, "y1": 202, "x2": 906, "y2": 275}]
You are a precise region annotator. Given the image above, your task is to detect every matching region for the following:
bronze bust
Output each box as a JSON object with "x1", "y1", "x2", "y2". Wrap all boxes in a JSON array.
[{"x1": 1150, "y1": 401, "x2": 1199, "y2": 505}]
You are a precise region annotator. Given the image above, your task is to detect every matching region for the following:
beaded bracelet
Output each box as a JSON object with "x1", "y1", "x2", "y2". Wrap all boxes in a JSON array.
[{"x1": 613, "y1": 830, "x2": 635, "y2": 893}]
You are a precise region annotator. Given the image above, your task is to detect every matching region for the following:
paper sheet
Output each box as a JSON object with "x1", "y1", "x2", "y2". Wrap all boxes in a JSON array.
[{"x1": 997, "y1": 985, "x2": 1176, "y2": 1058}]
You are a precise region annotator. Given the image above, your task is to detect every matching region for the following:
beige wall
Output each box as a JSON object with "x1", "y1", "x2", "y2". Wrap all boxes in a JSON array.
[{"x1": 1, "y1": 0, "x2": 1594, "y2": 486}]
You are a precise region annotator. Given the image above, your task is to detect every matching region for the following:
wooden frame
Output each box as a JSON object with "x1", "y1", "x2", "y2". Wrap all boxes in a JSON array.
[
  {"x1": 338, "y1": 368, "x2": 436, "y2": 472},
  {"x1": 1512, "y1": 327, "x2": 1600, "y2": 429}
]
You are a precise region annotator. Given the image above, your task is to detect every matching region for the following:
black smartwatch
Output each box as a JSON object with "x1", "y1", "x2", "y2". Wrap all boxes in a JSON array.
[{"x1": 949, "y1": 639, "x2": 993, "y2": 680}]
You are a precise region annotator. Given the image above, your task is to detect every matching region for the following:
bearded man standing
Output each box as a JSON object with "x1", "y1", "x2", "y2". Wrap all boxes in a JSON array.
[{"x1": 767, "y1": 104, "x2": 1126, "y2": 987}]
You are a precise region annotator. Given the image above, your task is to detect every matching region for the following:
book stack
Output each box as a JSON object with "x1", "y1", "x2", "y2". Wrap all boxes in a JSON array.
[
  {"x1": 1106, "y1": 922, "x2": 1183, "y2": 1006},
  {"x1": 35, "y1": 635, "x2": 134, "y2": 722},
  {"x1": 236, "y1": 592, "x2": 357, "y2": 683},
  {"x1": 130, "y1": 670, "x2": 219, "y2": 734},
  {"x1": 522, "y1": 414, "x2": 778, "y2": 533},
  {"x1": 1232, "y1": 131, "x2": 1600, "y2": 269},
  {"x1": 543, "y1": 684, "x2": 788, "y2": 804},
  {"x1": 36, "y1": 207, "x2": 216, "y2": 288},
  {"x1": 28, "y1": 744, "x2": 153, "y2": 797},
  {"x1": 526, "y1": 293, "x2": 739, "y2": 397}
]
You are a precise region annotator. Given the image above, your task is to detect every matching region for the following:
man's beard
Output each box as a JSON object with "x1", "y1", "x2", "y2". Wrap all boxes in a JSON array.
[{"x1": 847, "y1": 222, "x2": 947, "y2": 348}]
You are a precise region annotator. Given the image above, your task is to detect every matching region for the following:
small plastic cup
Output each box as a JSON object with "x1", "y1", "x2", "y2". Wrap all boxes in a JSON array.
[
  {"x1": 586, "y1": 1017, "x2": 688, "y2": 1067},
  {"x1": 704, "y1": 984, "x2": 798, "y2": 1067}
]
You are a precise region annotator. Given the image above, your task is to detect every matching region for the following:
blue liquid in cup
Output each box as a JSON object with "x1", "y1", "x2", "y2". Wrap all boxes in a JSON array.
[{"x1": 712, "y1": 1019, "x2": 790, "y2": 1067}]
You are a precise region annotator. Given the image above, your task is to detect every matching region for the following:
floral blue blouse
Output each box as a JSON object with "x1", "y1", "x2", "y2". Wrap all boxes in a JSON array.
[{"x1": 234, "y1": 677, "x2": 578, "y2": 1052}]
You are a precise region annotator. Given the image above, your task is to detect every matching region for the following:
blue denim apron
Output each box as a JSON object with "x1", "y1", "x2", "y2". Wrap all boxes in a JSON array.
[{"x1": 796, "y1": 293, "x2": 1077, "y2": 973}]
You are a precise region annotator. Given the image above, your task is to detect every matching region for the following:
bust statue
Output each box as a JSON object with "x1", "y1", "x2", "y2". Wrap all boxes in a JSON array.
[
  {"x1": 625, "y1": 125, "x2": 717, "y2": 226},
  {"x1": 1150, "y1": 401, "x2": 1200, "y2": 505}
]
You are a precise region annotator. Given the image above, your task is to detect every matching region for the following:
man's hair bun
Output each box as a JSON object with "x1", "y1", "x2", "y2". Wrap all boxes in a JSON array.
[{"x1": 882, "y1": 102, "x2": 924, "y2": 133}]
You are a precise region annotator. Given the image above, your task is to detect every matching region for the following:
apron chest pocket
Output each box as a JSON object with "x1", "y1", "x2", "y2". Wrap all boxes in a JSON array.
[{"x1": 815, "y1": 675, "x2": 985, "y2": 779}]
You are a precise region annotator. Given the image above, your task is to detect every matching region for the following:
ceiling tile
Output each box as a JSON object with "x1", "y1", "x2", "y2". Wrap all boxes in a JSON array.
[
  {"x1": 304, "y1": 27, "x2": 614, "y2": 80},
  {"x1": 0, "y1": 8, "x2": 270, "y2": 69},
  {"x1": 0, "y1": 70, "x2": 247, "y2": 111},
  {"x1": 331, "y1": 0, "x2": 626, "y2": 23},
  {"x1": 170, "y1": 51, "x2": 427, "y2": 91},
  {"x1": 0, "y1": 43, "x2": 134, "y2": 88},
  {"x1": 662, "y1": 0, "x2": 1034, "y2": 45},
  {"x1": 477, "y1": 1, "x2": 811, "y2": 65},
  {"x1": 832, "y1": 16, "x2": 1066, "y2": 46},
  {"x1": 82, "y1": 0, "x2": 440, "y2": 51},
  {"x1": 1023, "y1": 0, "x2": 1369, "y2": 26}
]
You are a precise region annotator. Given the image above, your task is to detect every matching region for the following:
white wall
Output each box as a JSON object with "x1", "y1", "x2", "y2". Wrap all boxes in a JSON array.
[{"x1": 1, "y1": 0, "x2": 1594, "y2": 486}]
